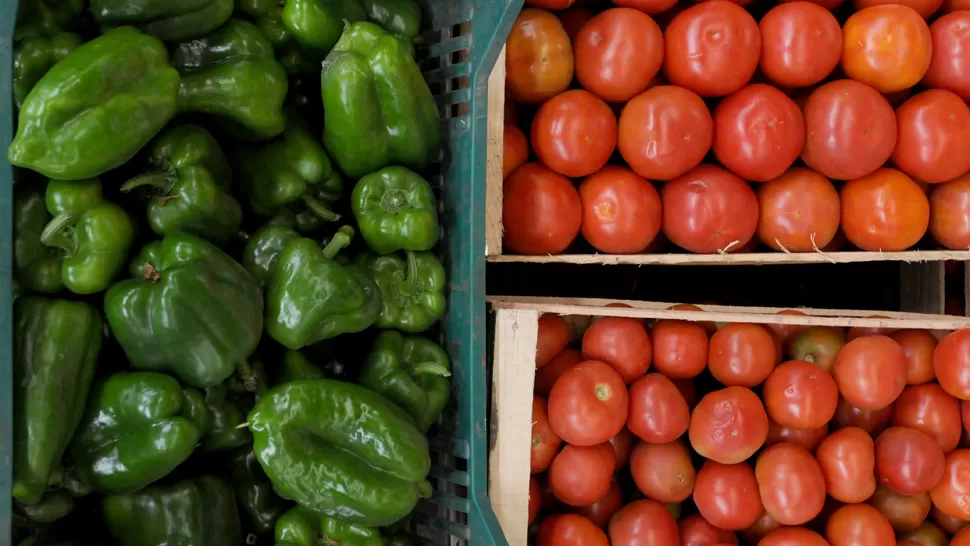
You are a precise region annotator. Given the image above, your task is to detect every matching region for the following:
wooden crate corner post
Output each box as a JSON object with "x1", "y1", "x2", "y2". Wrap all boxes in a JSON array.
[{"x1": 485, "y1": 46, "x2": 506, "y2": 257}]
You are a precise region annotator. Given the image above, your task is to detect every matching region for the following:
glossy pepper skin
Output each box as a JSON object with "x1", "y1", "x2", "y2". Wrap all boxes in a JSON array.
[
  {"x1": 121, "y1": 124, "x2": 243, "y2": 243},
  {"x1": 17, "y1": 490, "x2": 73, "y2": 523},
  {"x1": 249, "y1": 379, "x2": 432, "y2": 526},
  {"x1": 230, "y1": 446, "x2": 288, "y2": 535},
  {"x1": 13, "y1": 298, "x2": 101, "y2": 505},
  {"x1": 360, "y1": 331, "x2": 451, "y2": 431},
  {"x1": 70, "y1": 372, "x2": 203, "y2": 494},
  {"x1": 104, "y1": 232, "x2": 264, "y2": 388},
  {"x1": 91, "y1": 0, "x2": 233, "y2": 41},
  {"x1": 9, "y1": 27, "x2": 180, "y2": 180},
  {"x1": 243, "y1": 223, "x2": 302, "y2": 287},
  {"x1": 322, "y1": 22, "x2": 441, "y2": 179},
  {"x1": 172, "y1": 18, "x2": 288, "y2": 141},
  {"x1": 282, "y1": 0, "x2": 365, "y2": 58},
  {"x1": 352, "y1": 166, "x2": 439, "y2": 254},
  {"x1": 13, "y1": 33, "x2": 82, "y2": 108},
  {"x1": 275, "y1": 506, "x2": 382, "y2": 546},
  {"x1": 356, "y1": 251, "x2": 446, "y2": 333},
  {"x1": 103, "y1": 475, "x2": 243, "y2": 546}
]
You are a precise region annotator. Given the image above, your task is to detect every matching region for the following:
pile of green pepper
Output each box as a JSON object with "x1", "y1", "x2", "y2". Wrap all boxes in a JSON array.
[{"x1": 8, "y1": 1, "x2": 451, "y2": 544}]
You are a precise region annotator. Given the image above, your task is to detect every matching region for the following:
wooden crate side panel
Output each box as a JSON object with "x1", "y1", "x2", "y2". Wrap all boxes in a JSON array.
[{"x1": 485, "y1": 48, "x2": 505, "y2": 257}]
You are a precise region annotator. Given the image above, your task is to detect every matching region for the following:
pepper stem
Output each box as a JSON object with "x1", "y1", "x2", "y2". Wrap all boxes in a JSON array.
[
  {"x1": 397, "y1": 252, "x2": 420, "y2": 296},
  {"x1": 236, "y1": 360, "x2": 263, "y2": 394},
  {"x1": 40, "y1": 211, "x2": 76, "y2": 254},
  {"x1": 418, "y1": 480, "x2": 433, "y2": 499},
  {"x1": 120, "y1": 171, "x2": 172, "y2": 193},
  {"x1": 321, "y1": 226, "x2": 355, "y2": 260},
  {"x1": 303, "y1": 194, "x2": 341, "y2": 222},
  {"x1": 410, "y1": 361, "x2": 451, "y2": 377}
]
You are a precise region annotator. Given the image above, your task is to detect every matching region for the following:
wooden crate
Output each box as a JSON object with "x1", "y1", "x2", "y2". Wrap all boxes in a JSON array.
[{"x1": 485, "y1": 296, "x2": 970, "y2": 546}]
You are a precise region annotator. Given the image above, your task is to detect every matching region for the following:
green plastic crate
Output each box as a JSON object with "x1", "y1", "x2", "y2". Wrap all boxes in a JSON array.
[{"x1": 0, "y1": 0, "x2": 520, "y2": 544}]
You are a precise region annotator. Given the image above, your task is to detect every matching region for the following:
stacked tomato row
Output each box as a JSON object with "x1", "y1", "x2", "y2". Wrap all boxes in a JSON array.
[
  {"x1": 529, "y1": 308, "x2": 970, "y2": 545},
  {"x1": 502, "y1": 0, "x2": 970, "y2": 256}
]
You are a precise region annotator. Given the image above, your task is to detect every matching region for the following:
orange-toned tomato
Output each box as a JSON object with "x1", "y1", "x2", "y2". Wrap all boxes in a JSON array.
[
  {"x1": 532, "y1": 396, "x2": 563, "y2": 472},
  {"x1": 955, "y1": 528, "x2": 970, "y2": 546},
  {"x1": 532, "y1": 90, "x2": 617, "y2": 178},
  {"x1": 630, "y1": 439, "x2": 696, "y2": 503},
  {"x1": 934, "y1": 329, "x2": 970, "y2": 400},
  {"x1": 869, "y1": 485, "x2": 931, "y2": 532},
  {"x1": 759, "y1": 3, "x2": 842, "y2": 88},
  {"x1": 609, "y1": 499, "x2": 680, "y2": 546},
  {"x1": 893, "y1": 383, "x2": 962, "y2": 453},
  {"x1": 574, "y1": 8, "x2": 663, "y2": 102},
  {"x1": 708, "y1": 323, "x2": 778, "y2": 388},
  {"x1": 582, "y1": 316, "x2": 652, "y2": 383},
  {"x1": 652, "y1": 318, "x2": 709, "y2": 379},
  {"x1": 826, "y1": 504, "x2": 896, "y2": 546},
  {"x1": 756, "y1": 443, "x2": 826, "y2": 525},
  {"x1": 548, "y1": 360, "x2": 629, "y2": 446},
  {"x1": 693, "y1": 461, "x2": 764, "y2": 531},
  {"x1": 578, "y1": 167, "x2": 662, "y2": 254},
  {"x1": 536, "y1": 348, "x2": 584, "y2": 396},
  {"x1": 789, "y1": 326, "x2": 846, "y2": 374},
  {"x1": 893, "y1": 90, "x2": 970, "y2": 184},
  {"x1": 818, "y1": 427, "x2": 878, "y2": 503},
  {"x1": 841, "y1": 5, "x2": 932, "y2": 93},
  {"x1": 538, "y1": 514, "x2": 610, "y2": 546},
  {"x1": 506, "y1": 9, "x2": 574, "y2": 104},
  {"x1": 548, "y1": 443, "x2": 616, "y2": 506},
  {"x1": 609, "y1": 427, "x2": 635, "y2": 469},
  {"x1": 680, "y1": 515, "x2": 739, "y2": 546},
  {"x1": 757, "y1": 168, "x2": 841, "y2": 252},
  {"x1": 614, "y1": 0, "x2": 680, "y2": 15},
  {"x1": 628, "y1": 373, "x2": 691, "y2": 443},
  {"x1": 530, "y1": 476, "x2": 542, "y2": 525},
  {"x1": 853, "y1": 0, "x2": 941, "y2": 16},
  {"x1": 760, "y1": 528, "x2": 829, "y2": 546},
  {"x1": 875, "y1": 427, "x2": 945, "y2": 495},
  {"x1": 503, "y1": 163, "x2": 582, "y2": 255},
  {"x1": 891, "y1": 329, "x2": 938, "y2": 385},
  {"x1": 764, "y1": 360, "x2": 839, "y2": 429},
  {"x1": 689, "y1": 386, "x2": 769, "y2": 464},
  {"x1": 557, "y1": 7, "x2": 594, "y2": 42},
  {"x1": 931, "y1": 449, "x2": 970, "y2": 519},
  {"x1": 766, "y1": 420, "x2": 828, "y2": 452},
  {"x1": 930, "y1": 175, "x2": 970, "y2": 250},
  {"x1": 503, "y1": 124, "x2": 529, "y2": 179},
  {"x1": 834, "y1": 335, "x2": 908, "y2": 410},
  {"x1": 537, "y1": 314, "x2": 572, "y2": 369},
  {"x1": 574, "y1": 481, "x2": 623, "y2": 529},
  {"x1": 840, "y1": 169, "x2": 929, "y2": 252},
  {"x1": 923, "y1": 12, "x2": 970, "y2": 100}
]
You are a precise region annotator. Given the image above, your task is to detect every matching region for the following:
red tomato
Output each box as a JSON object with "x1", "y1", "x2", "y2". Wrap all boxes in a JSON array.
[
  {"x1": 755, "y1": 443, "x2": 826, "y2": 525},
  {"x1": 558, "y1": 7, "x2": 594, "y2": 42},
  {"x1": 504, "y1": 124, "x2": 530, "y2": 180},
  {"x1": 693, "y1": 461, "x2": 764, "y2": 531},
  {"x1": 832, "y1": 397, "x2": 893, "y2": 436},
  {"x1": 934, "y1": 330, "x2": 970, "y2": 400},
  {"x1": 826, "y1": 504, "x2": 896, "y2": 546},
  {"x1": 766, "y1": 420, "x2": 828, "y2": 452},
  {"x1": 930, "y1": 449, "x2": 970, "y2": 519},
  {"x1": 932, "y1": 504, "x2": 970, "y2": 534},
  {"x1": 817, "y1": 427, "x2": 878, "y2": 503},
  {"x1": 537, "y1": 349, "x2": 584, "y2": 396},
  {"x1": 609, "y1": 427, "x2": 635, "y2": 469},
  {"x1": 527, "y1": 0, "x2": 577, "y2": 7},
  {"x1": 763, "y1": 360, "x2": 839, "y2": 429},
  {"x1": 582, "y1": 316, "x2": 652, "y2": 384},
  {"x1": 618, "y1": 86, "x2": 713, "y2": 181},
  {"x1": 788, "y1": 326, "x2": 846, "y2": 374},
  {"x1": 923, "y1": 12, "x2": 970, "y2": 101},
  {"x1": 801, "y1": 80, "x2": 897, "y2": 181},
  {"x1": 533, "y1": 396, "x2": 563, "y2": 472},
  {"x1": 892, "y1": 90, "x2": 970, "y2": 184},
  {"x1": 574, "y1": 8, "x2": 663, "y2": 102},
  {"x1": 891, "y1": 330, "x2": 938, "y2": 385},
  {"x1": 930, "y1": 175, "x2": 970, "y2": 250},
  {"x1": 759, "y1": 2, "x2": 842, "y2": 88},
  {"x1": 530, "y1": 476, "x2": 542, "y2": 525},
  {"x1": 712, "y1": 85, "x2": 805, "y2": 182},
  {"x1": 575, "y1": 481, "x2": 623, "y2": 529},
  {"x1": 662, "y1": 165, "x2": 760, "y2": 254},
  {"x1": 532, "y1": 90, "x2": 618, "y2": 178},
  {"x1": 548, "y1": 360, "x2": 629, "y2": 446},
  {"x1": 614, "y1": 0, "x2": 680, "y2": 15},
  {"x1": 893, "y1": 384, "x2": 962, "y2": 453},
  {"x1": 766, "y1": 310, "x2": 810, "y2": 349},
  {"x1": 841, "y1": 169, "x2": 930, "y2": 251},
  {"x1": 868, "y1": 485, "x2": 931, "y2": 532},
  {"x1": 757, "y1": 169, "x2": 841, "y2": 252},
  {"x1": 538, "y1": 514, "x2": 610, "y2": 546},
  {"x1": 609, "y1": 499, "x2": 680, "y2": 546},
  {"x1": 834, "y1": 335, "x2": 907, "y2": 410},
  {"x1": 841, "y1": 5, "x2": 932, "y2": 94},
  {"x1": 663, "y1": 1, "x2": 761, "y2": 97},
  {"x1": 689, "y1": 386, "x2": 770, "y2": 464},
  {"x1": 507, "y1": 9, "x2": 575, "y2": 104},
  {"x1": 709, "y1": 323, "x2": 778, "y2": 388},
  {"x1": 537, "y1": 314, "x2": 572, "y2": 369},
  {"x1": 549, "y1": 443, "x2": 617, "y2": 506},
  {"x1": 630, "y1": 440, "x2": 696, "y2": 503},
  {"x1": 679, "y1": 515, "x2": 739, "y2": 546},
  {"x1": 503, "y1": 163, "x2": 582, "y2": 255},
  {"x1": 652, "y1": 318, "x2": 709, "y2": 379},
  {"x1": 579, "y1": 167, "x2": 662, "y2": 254},
  {"x1": 760, "y1": 528, "x2": 830, "y2": 546},
  {"x1": 955, "y1": 528, "x2": 970, "y2": 546},
  {"x1": 875, "y1": 427, "x2": 945, "y2": 495},
  {"x1": 628, "y1": 373, "x2": 691, "y2": 443}
]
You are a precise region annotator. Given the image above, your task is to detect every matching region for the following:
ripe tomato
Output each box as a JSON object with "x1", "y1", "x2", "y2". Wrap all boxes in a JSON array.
[
  {"x1": 901, "y1": 521, "x2": 950, "y2": 546},
  {"x1": 757, "y1": 168, "x2": 841, "y2": 252},
  {"x1": 652, "y1": 322, "x2": 707, "y2": 382},
  {"x1": 609, "y1": 499, "x2": 680, "y2": 546},
  {"x1": 891, "y1": 329, "x2": 938, "y2": 385},
  {"x1": 533, "y1": 396, "x2": 563, "y2": 472},
  {"x1": 618, "y1": 86, "x2": 712, "y2": 181},
  {"x1": 789, "y1": 326, "x2": 846, "y2": 374},
  {"x1": 574, "y1": 8, "x2": 663, "y2": 102},
  {"x1": 893, "y1": 384, "x2": 962, "y2": 453},
  {"x1": 548, "y1": 360, "x2": 629, "y2": 446},
  {"x1": 538, "y1": 514, "x2": 610, "y2": 546},
  {"x1": 826, "y1": 504, "x2": 896, "y2": 546},
  {"x1": 709, "y1": 323, "x2": 778, "y2": 388},
  {"x1": 846, "y1": 316, "x2": 898, "y2": 342},
  {"x1": 575, "y1": 481, "x2": 623, "y2": 528},
  {"x1": 869, "y1": 485, "x2": 931, "y2": 532},
  {"x1": 662, "y1": 165, "x2": 760, "y2": 254},
  {"x1": 842, "y1": 169, "x2": 930, "y2": 252},
  {"x1": 532, "y1": 90, "x2": 617, "y2": 178},
  {"x1": 924, "y1": 12, "x2": 970, "y2": 102},
  {"x1": 504, "y1": 124, "x2": 530, "y2": 180},
  {"x1": 548, "y1": 443, "x2": 617, "y2": 506},
  {"x1": 760, "y1": 528, "x2": 830, "y2": 546},
  {"x1": 834, "y1": 335, "x2": 907, "y2": 410},
  {"x1": 930, "y1": 449, "x2": 970, "y2": 519},
  {"x1": 679, "y1": 515, "x2": 739, "y2": 546},
  {"x1": 663, "y1": 1, "x2": 761, "y2": 97},
  {"x1": 759, "y1": 3, "x2": 841, "y2": 89},
  {"x1": 801, "y1": 80, "x2": 896, "y2": 181},
  {"x1": 582, "y1": 316, "x2": 653, "y2": 383},
  {"x1": 503, "y1": 163, "x2": 582, "y2": 255},
  {"x1": 578, "y1": 167, "x2": 662, "y2": 254},
  {"x1": 755, "y1": 443, "x2": 826, "y2": 525},
  {"x1": 537, "y1": 348, "x2": 584, "y2": 396},
  {"x1": 932, "y1": 505, "x2": 970, "y2": 534},
  {"x1": 955, "y1": 528, "x2": 970, "y2": 546},
  {"x1": 694, "y1": 461, "x2": 764, "y2": 531},
  {"x1": 689, "y1": 386, "x2": 769, "y2": 464},
  {"x1": 712, "y1": 85, "x2": 805, "y2": 182},
  {"x1": 875, "y1": 427, "x2": 945, "y2": 495},
  {"x1": 766, "y1": 310, "x2": 810, "y2": 348},
  {"x1": 627, "y1": 373, "x2": 691, "y2": 443},
  {"x1": 833, "y1": 397, "x2": 893, "y2": 436},
  {"x1": 530, "y1": 476, "x2": 542, "y2": 525},
  {"x1": 893, "y1": 90, "x2": 970, "y2": 184},
  {"x1": 537, "y1": 314, "x2": 572, "y2": 369},
  {"x1": 934, "y1": 330, "x2": 970, "y2": 400},
  {"x1": 614, "y1": 0, "x2": 680, "y2": 15},
  {"x1": 764, "y1": 360, "x2": 839, "y2": 429},
  {"x1": 767, "y1": 420, "x2": 828, "y2": 452},
  {"x1": 630, "y1": 440, "x2": 696, "y2": 503},
  {"x1": 853, "y1": 0, "x2": 941, "y2": 16},
  {"x1": 930, "y1": 175, "x2": 970, "y2": 250},
  {"x1": 507, "y1": 9, "x2": 574, "y2": 104},
  {"x1": 817, "y1": 427, "x2": 877, "y2": 503},
  {"x1": 841, "y1": 5, "x2": 932, "y2": 93}
]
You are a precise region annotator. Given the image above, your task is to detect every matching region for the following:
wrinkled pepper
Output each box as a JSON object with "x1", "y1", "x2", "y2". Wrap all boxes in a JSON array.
[
  {"x1": 277, "y1": 349, "x2": 326, "y2": 383},
  {"x1": 360, "y1": 331, "x2": 451, "y2": 431},
  {"x1": 352, "y1": 166, "x2": 439, "y2": 254},
  {"x1": 103, "y1": 475, "x2": 243, "y2": 546},
  {"x1": 356, "y1": 251, "x2": 446, "y2": 333},
  {"x1": 198, "y1": 384, "x2": 252, "y2": 452},
  {"x1": 249, "y1": 379, "x2": 432, "y2": 526},
  {"x1": 121, "y1": 124, "x2": 243, "y2": 242},
  {"x1": 8, "y1": 27, "x2": 181, "y2": 180},
  {"x1": 91, "y1": 0, "x2": 233, "y2": 41},
  {"x1": 322, "y1": 22, "x2": 441, "y2": 179},
  {"x1": 275, "y1": 506, "x2": 382, "y2": 546},
  {"x1": 17, "y1": 490, "x2": 73, "y2": 523},
  {"x1": 104, "y1": 232, "x2": 264, "y2": 388},
  {"x1": 230, "y1": 446, "x2": 288, "y2": 535},
  {"x1": 266, "y1": 226, "x2": 381, "y2": 349},
  {"x1": 172, "y1": 18, "x2": 288, "y2": 141},
  {"x1": 13, "y1": 297, "x2": 101, "y2": 505},
  {"x1": 70, "y1": 372, "x2": 203, "y2": 494},
  {"x1": 14, "y1": 0, "x2": 85, "y2": 39},
  {"x1": 13, "y1": 33, "x2": 82, "y2": 108}
]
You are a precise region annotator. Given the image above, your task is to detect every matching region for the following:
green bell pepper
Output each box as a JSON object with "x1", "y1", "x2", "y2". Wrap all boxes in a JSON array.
[
  {"x1": 275, "y1": 506, "x2": 382, "y2": 546},
  {"x1": 360, "y1": 331, "x2": 451, "y2": 432},
  {"x1": 172, "y1": 18, "x2": 288, "y2": 141},
  {"x1": 70, "y1": 372, "x2": 204, "y2": 494},
  {"x1": 278, "y1": 349, "x2": 327, "y2": 383},
  {"x1": 17, "y1": 490, "x2": 73, "y2": 523},
  {"x1": 351, "y1": 166, "x2": 439, "y2": 254},
  {"x1": 199, "y1": 384, "x2": 252, "y2": 452},
  {"x1": 249, "y1": 379, "x2": 432, "y2": 526},
  {"x1": 13, "y1": 297, "x2": 101, "y2": 505},
  {"x1": 266, "y1": 226, "x2": 381, "y2": 349},
  {"x1": 91, "y1": 0, "x2": 233, "y2": 41},
  {"x1": 14, "y1": 0, "x2": 85, "y2": 39},
  {"x1": 230, "y1": 446, "x2": 288, "y2": 535},
  {"x1": 282, "y1": 0, "x2": 365, "y2": 58},
  {"x1": 104, "y1": 232, "x2": 264, "y2": 388},
  {"x1": 13, "y1": 32, "x2": 82, "y2": 109},
  {"x1": 322, "y1": 22, "x2": 441, "y2": 179},
  {"x1": 121, "y1": 124, "x2": 243, "y2": 243},
  {"x1": 103, "y1": 475, "x2": 243, "y2": 546},
  {"x1": 356, "y1": 251, "x2": 446, "y2": 333},
  {"x1": 243, "y1": 223, "x2": 301, "y2": 287},
  {"x1": 360, "y1": 0, "x2": 421, "y2": 41},
  {"x1": 8, "y1": 27, "x2": 181, "y2": 180}
]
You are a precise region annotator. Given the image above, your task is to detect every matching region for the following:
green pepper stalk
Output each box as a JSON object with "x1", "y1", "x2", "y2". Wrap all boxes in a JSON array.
[{"x1": 356, "y1": 250, "x2": 446, "y2": 333}]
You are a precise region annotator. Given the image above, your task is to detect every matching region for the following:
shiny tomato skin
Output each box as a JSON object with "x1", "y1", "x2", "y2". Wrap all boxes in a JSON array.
[
  {"x1": 817, "y1": 426, "x2": 878, "y2": 503},
  {"x1": 709, "y1": 323, "x2": 778, "y2": 387},
  {"x1": 610, "y1": 427, "x2": 635, "y2": 469},
  {"x1": 549, "y1": 443, "x2": 617, "y2": 506},
  {"x1": 579, "y1": 167, "x2": 662, "y2": 254},
  {"x1": 582, "y1": 316, "x2": 652, "y2": 384},
  {"x1": 538, "y1": 514, "x2": 610, "y2": 546},
  {"x1": 662, "y1": 164, "x2": 760, "y2": 254},
  {"x1": 834, "y1": 335, "x2": 908, "y2": 410},
  {"x1": 575, "y1": 481, "x2": 623, "y2": 529},
  {"x1": 892, "y1": 383, "x2": 962, "y2": 453},
  {"x1": 663, "y1": 1, "x2": 761, "y2": 97},
  {"x1": 627, "y1": 373, "x2": 691, "y2": 443},
  {"x1": 530, "y1": 476, "x2": 542, "y2": 525},
  {"x1": 923, "y1": 12, "x2": 970, "y2": 100},
  {"x1": 652, "y1": 319, "x2": 709, "y2": 379},
  {"x1": 875, "y1": 427, "x2": 945, "y2": 495},
  {"x1": 574, "y1": 8, "x2": 663, "y2": 102},
  {"x1": 507, "y1": 9, "x2": 575, "y2": 104},
  {"x1": 825, "y1": 503, "x2": 896, "y2": 546},
  {"x1": 548, "y1": 360, "x2": 629, "y2": 446},
  {"x1": 689, "y1": 386, "x2": 770, "y2": 465},
  {"x1": 755, "y1": 443, "x2": 826, "y2": 525},
  {"x1": 537, "y1": 349, "x2": 584, "y2": 396},
  {"x1": 759, "y1": 528, "x2": 830, "y2": 546},
  {"x1": 801, "y1": 80, "x2": 897, "y2": 181},
  {"x1": 504, "y1": 124, "x2": 530, "y2": 180},
  {"x1": 840, "y1": 168, "x2": 930, "y2": 251},
  {"x1": 679, "y1": 515, "x2": 739, "y2": 546},
  {"x1": 764, "y1": 360, "x2": 839, "y2": 430},
  {"x1": 891, "y1": 329, "x2": 938, "y2": 385},
  {"x1": 934, "y1": 330, "x2": 970, "y2": 400},
  {"x1": 503, "y1": 163, "x2": 582, "y2": 255},
  {"x1": 759, "y1": 2, "x2": 842, "y2": 89},
  {"x1": 538, "y1": 314, "x2": 572, "y2": 369},
  {"x1": 630, "y1": 440, "x2": 696, "y2": 503},
  {"x1": 532, "y1": 90, "x2": 618, "y2": 178},
  {"x1": 618, "y1": 86, "x2": 713, "y2": 181},
  {"x1": 533, "y1": 396, "x2": 563, "y2": 472},
  {"x1": 757, "y1": 168, "x2": 841, "y2": 252},
  {"x1": 694, "y1": 461, "x2": 764, "y2": 531},
  {"x1": 609, "y1": 499, "x2": 681, "y2": 546},
  {"x1": 868, "y1": 485, "x2": 931, "y2": 532},
  {"x1": 832, "y1": 397, "x2": 893, "y2": 436},
  {"x1": 712, "y1": 85, "x2": 805, "y2": 182},
  {"x1": 892, "y1": 90, "x2": 970, "y2": 184},
  {"x1": 766, "y1": 420, "x2": 828, "y2": 453},
  {"x1": 841, "y1": 5, "x2": 932, "y2": 94},
  {"x1": 789, "y1": 326, "x2": 846, "y2": 374},
  {"x1": 930, "y1": 175, "x2": 970, "y2": 250},
  {"x1": 930, "y1": 449, "x2": 970, "y2": 519}
]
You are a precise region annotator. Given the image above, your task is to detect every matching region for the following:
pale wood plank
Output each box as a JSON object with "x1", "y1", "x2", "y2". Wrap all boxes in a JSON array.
[{"x1": 485, "y1": 47, "x2": 506, "y2": 257}]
